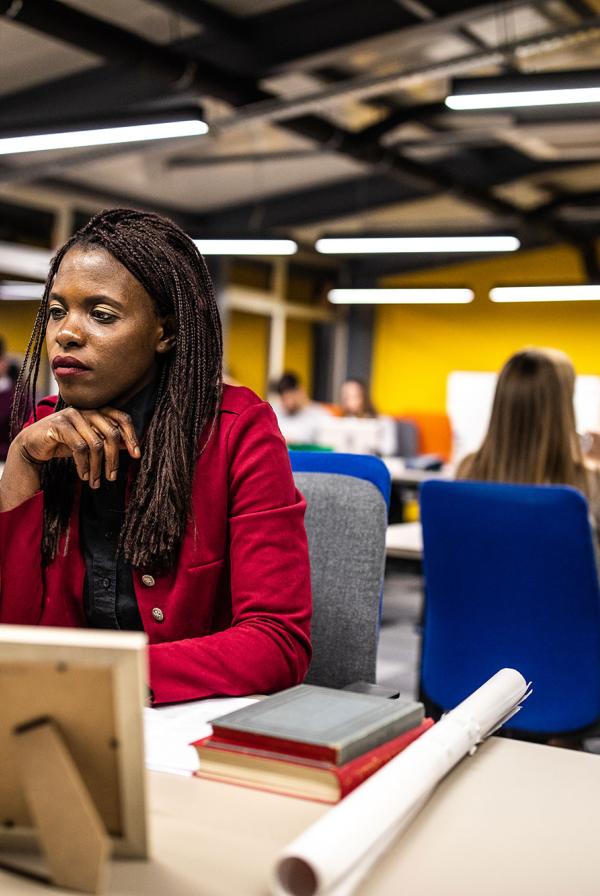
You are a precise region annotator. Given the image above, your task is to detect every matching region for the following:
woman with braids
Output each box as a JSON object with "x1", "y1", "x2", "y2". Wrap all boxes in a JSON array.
[{"x1": 0, "y1": 208, "x2": 312, "y2": 704}]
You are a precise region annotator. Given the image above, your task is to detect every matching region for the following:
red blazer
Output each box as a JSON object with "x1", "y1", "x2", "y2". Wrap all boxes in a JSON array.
[{"x1": 0, "y1": 385, "x2": 312, "y2": 704}]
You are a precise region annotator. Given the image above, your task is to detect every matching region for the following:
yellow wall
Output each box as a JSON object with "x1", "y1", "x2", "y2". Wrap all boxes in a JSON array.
[
  {"x1": 372, "y1": 243, "x2": 600, "y2": 415},
  {"x1": 284, "y1": 319, "x2": 313, "y2": 395},
  {"x1": 0, "y1": 301, "x2": 38, "y2": 356},
  {"x1": 226, "y1": 310, "x2": 270, "y2": 397}
]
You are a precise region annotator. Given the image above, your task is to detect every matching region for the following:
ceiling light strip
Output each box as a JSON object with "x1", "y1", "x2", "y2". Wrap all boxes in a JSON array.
[
  {"x1": 194, "y1": 239, "x2": 297, "y2": 256},
  {"x1": 446, "y1": 87, "x2": 600, "y2": 110},
  {"x1": 0, "y1": 242, "x2": 52, "y2": 279},
  {"x1": 0, "y1": 119, "x2": 208, "y2": 156},
  {"x1": 316, "y1": 236, "x2": 520, "y2": 254},
  {"x1": 0, "y1": 281, "x2": 45, "y2": 301},
  {"x1": 328, "y1": 288, "x2": 474, "y2": 305},
  {"x1": 490, "y1": 285, "x2": 600, "y2": 302}
]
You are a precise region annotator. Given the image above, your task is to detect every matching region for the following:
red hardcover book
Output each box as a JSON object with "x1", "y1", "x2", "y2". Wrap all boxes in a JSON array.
[
  {"x1": 208, "y1": 685, "x2": 424, "y2": 765},
  {"x1": 193, "y1": 718, "x2": 433, "y2": 804}
]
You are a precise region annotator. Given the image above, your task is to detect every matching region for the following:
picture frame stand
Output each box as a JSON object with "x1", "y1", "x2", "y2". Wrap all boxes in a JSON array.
[{"x1": 8, "y1": 715, "x2": 111, "y2": 894}]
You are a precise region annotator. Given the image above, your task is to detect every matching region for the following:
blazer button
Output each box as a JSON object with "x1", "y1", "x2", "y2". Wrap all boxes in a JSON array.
[
  {"x1": 142, "y1": 574, "x2": 155, "y2": 587},
  {"x1": 152, "y1": 607, "x2": 164, "y2": 623}
]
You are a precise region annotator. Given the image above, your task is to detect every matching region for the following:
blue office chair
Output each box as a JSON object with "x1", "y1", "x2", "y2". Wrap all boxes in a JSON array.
[
  {"x1": 420, "y1": 480, "x2": 600, "y2": 735},
  {"x1": 289, "y1": 451, "x2": 391, "y2": 510}
]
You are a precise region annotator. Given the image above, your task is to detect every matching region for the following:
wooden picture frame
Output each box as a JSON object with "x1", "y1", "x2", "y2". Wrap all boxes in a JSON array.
[{"x1": 0, "y1": 625, "x2": 148, "y2": 868}]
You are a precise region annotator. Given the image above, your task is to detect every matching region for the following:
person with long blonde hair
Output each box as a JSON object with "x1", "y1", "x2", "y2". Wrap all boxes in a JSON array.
[{"x1": 457, "y1": 348, "x2": 600, "y2": 532}]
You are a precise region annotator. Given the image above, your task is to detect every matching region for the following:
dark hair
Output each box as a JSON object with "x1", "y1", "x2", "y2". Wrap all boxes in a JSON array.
[
  {"x1": 275, "y1": 372, "x2": 301, "y2": 395},
  {"x1": 0, "y1": 336, "x2": 5, "y2": 358},
  {"x1": 11, "y1": 208, "x2": 223, "y2": 573},
  {"x1": 457, "y1": 347, "x2": 586, "y2": 490}
]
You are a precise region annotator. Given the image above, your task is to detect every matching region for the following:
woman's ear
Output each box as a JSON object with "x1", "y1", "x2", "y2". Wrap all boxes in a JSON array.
[{"x1": 156, "y1": 315, "x2": 176, "y2": 354}]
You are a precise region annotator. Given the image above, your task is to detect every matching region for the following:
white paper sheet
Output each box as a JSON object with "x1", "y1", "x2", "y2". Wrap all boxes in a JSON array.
[
  {"x1": 271, "y1": 669, "x2": 531, "y2": 896},
  {"x1": 144, "y1": 697, "x2": 258, "y2": 775}
]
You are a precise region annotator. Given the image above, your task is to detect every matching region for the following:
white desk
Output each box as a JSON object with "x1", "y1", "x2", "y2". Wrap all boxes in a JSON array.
[
  {"x1": 382, "y1": 457, "x2": 451, "y2": 487},
  {"x1": 386, "y1": 522, "x2": 423, "y2": 560},
  {"x1": 2, "y1": 737, "x2": 599, "y2": 895}
]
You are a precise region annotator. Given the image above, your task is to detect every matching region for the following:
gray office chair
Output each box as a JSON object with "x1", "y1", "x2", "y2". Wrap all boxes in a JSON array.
[{"x1": 293, "y1": 471, "x2": 388, "y2": 688}]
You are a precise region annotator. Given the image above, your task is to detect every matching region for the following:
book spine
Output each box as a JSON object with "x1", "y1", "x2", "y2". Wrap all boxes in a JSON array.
[
  {"x1": 337, "y1": 705, "x2": 425, "y2": 764},
  {"x1": 335, "y1": 718, "x2": 434, "y2": 797}
]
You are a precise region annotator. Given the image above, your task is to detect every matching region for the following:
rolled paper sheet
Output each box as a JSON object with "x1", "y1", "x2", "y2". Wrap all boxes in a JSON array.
[{"x1": 271, "y1": 668, "x2": 531, "y2": 896}]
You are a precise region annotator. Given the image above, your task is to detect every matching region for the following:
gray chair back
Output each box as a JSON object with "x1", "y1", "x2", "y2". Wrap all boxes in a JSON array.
[{"x1": 293, "y1": 471, "x2": 388, "y2": 688}]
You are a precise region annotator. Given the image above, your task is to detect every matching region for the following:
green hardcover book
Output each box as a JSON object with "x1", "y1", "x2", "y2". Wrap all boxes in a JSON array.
[{"x1": 210, "y1": 684, "x2": 424, "y2": 765}]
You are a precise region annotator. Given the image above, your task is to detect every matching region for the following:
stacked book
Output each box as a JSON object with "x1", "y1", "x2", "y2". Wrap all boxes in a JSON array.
[{"x1": 193, "y1": 684, "x2": 433, "y2": 803}]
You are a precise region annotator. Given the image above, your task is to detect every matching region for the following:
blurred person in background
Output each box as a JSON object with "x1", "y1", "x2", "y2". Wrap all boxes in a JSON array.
[
  {"x1": 271, "y1": 371, "x2": 330, "y2": 445},
  {"x1": 339, "y1": 377, "x2": 397, "y2": 456},
  {"x1": 339, "y1": 378, "x2": 377, "y2": 419},
  {"x1": 457, "y1": 347, "x2": 600, "y2": 542},
  {"x1": 0, "y1": 337, "x2": 16, "y2": 461}
]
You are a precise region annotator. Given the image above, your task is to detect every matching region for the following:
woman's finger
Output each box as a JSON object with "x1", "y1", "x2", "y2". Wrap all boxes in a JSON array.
[
  {"x1": 60, "y1": 408, "x2": 106, "y2": 488},
  {"x1": 83, "y1": 411, "x2": 124, "y2": 482},
  {"x1": 98, "y1": 407, "x2": 141, "y2": 459}
]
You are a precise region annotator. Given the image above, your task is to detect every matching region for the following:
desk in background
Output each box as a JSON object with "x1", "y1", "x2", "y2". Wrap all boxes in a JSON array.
[
  {"x1": 382, "y1": 457, "x2": 451, "y2": 487},
  {"x1": 382, "y1": 459, "x2": 450, "y2": 525},
  {"x1": 386, "y1": 522, "x2": 423, "y2": 560},
  {"x1": 2, "y1": 736, "x2": 599, "y2": 895}
]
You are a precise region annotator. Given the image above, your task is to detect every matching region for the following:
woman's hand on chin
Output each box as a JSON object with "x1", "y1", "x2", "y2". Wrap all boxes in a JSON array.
[{"x1": 15, "y1": 406, "x2": 141, "y2": 488}]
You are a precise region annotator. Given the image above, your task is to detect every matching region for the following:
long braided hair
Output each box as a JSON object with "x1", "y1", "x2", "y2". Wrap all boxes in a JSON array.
[{"x1": 11, "y1": 208, "x2": 223, "y2": 573}]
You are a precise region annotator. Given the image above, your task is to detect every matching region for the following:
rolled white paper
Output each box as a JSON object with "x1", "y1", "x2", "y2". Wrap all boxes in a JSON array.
[{"x1": 271, "y1": 668, "x2": 530, "y2": 896}]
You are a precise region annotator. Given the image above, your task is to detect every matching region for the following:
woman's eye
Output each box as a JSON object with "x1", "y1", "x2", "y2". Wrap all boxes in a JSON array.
[
  {"x1": 48, "y1": 307, "x2": 65, "y2": 320},
  {"x1": 91, "y1": 310, "x2": 117, "y2": 323}
]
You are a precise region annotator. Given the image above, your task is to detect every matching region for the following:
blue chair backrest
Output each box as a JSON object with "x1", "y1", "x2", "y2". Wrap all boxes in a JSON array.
[
  {"x1": 420, "y1": 480, "x2": 600, "y2": 734},
  {"x1": 289, "y1": 451, "x2": 391, "y2": 510}
]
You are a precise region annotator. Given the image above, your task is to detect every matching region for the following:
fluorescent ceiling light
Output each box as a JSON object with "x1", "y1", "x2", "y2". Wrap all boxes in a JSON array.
[
  {"x1": 446, "y1": 87, "x2": 600, "y2": 110},
  {"x1": 328, "y1": 288, "x2": 474, "y2": 304},
  {"x1": 0, "y1": 241, "x2": 52, "y2": 279},
  {"x1": 316, "y1": 236, "x2": 519, "y2": 254},
  {"x1": 491, "y1": 285, "x2": 600, "y2": 303},
  {"x1": 194, "y1": 239, "x2": 297, "y2": 255},
  {"x1": 0, "y1": 118, "x2": 208, "y2": 156},
  {"x1": 0, "y1": 281, "x2": 45, "y2": 301},
  {"x1": 446, "y1": 72, "x2": 600, "y2": 111}
]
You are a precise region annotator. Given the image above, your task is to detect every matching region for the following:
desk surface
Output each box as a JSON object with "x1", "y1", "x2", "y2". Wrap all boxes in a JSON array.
[
  {"x1": 3, "y1": 737, "x2": 599, "y2": 896},
  {"x1": 382, "y1": 457, "x2": 451, "y2": 486}
]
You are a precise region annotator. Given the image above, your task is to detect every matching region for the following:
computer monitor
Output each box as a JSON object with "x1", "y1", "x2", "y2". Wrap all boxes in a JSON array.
[
  {"x1": 316, "y1": 417, "x2": 383, "y2": 455},
  {"x1": 0, "y1": 625, "x2": 148, "y2": 891}
]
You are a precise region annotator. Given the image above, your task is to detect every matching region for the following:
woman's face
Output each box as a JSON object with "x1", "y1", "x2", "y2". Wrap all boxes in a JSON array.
[
  {"x1": 47, "y1": 246, "x2": 171, "y2": 409},
  {"x1": 340, "y1": 380, "x2": 365, "y2": 416}
]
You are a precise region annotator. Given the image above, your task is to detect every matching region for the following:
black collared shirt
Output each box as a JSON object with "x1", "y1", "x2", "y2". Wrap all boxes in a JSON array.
[{"x1": 80, "y1": 381, "x2": 157, "y2": 631}]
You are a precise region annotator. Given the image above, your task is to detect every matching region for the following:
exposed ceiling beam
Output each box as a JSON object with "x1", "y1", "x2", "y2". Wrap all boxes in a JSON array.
[
  {"x1": 528, "y1": 187, "x2": 600, "y2": 219},
  {"x1": 29, "y1": 175, "x2": 203, "y2": 232},
  {"x1": 214, "y1": 17, "x2": 600, "y2": 129},
  {"x1": 0, "y1": 0, "x2": 582, "y2": 244},
  {"x1": 221, "y1": 0, "x2": 421, "y2": 69},
  {"x1": 563, "y1": 0, "x2": 598, "y2": 18},
  {"x1": 243, "y1": 0, "x2": 551, "y2": 71},
  {"x1": 194, "y1": 173, "x2": 426, "y2": 233},
  {"x1": 166, "y1": 149, "x2": 325, "y2": 169},
  {"x1": 143, "y1": 0, "x2": 261, "y2": 76},
  {"x1": 0, "y1": 0, "x2": 515, "y2": 226},
  {"x1": 0, "y1": 0, "x2": 264, "y2": 121},
  {"x1": 29, "y1": 172, "x2": 424, "y2": 236}
]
